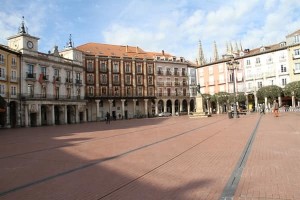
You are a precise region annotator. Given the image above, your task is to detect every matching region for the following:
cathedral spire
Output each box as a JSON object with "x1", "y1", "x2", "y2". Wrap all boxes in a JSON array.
[
  {"x1": 213, "y1": 41, "x2": 219, "y2": 62},
  {"x1": 198, "y1": 40, "x2": 205, "y2": 65},
  {"x1": 18, "y1": 16, "x2": 27, "y2": 34}
]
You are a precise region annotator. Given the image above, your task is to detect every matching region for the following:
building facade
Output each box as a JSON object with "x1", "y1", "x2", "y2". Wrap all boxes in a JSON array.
[
  {"x1": 6, "y1": 19, "x2": 86, "y2": 127},
  {"x1": 0, "y1": 44, "x2": 21, "y2": 127}
]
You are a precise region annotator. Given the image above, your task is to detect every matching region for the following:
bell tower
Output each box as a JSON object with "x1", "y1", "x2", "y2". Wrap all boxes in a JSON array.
[{"x1": 7, "y1": 16, "x2": 39, "y2": 53}]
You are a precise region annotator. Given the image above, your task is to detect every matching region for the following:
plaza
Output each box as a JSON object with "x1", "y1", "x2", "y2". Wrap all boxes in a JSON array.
[{"x1": 0, "y1": 112, "x2": 300, "y2": 199}]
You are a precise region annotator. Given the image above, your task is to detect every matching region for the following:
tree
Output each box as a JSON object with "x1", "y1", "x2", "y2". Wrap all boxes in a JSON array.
[
  {"x1": 257, "y1": 85, "x2": 283, "y2": 104},
  {"x1": 215, "y1": 92, "x2": 230, "y2": 105},
  {"x1": 284, "y1": 81, "x2": 300, "y2": 98}
]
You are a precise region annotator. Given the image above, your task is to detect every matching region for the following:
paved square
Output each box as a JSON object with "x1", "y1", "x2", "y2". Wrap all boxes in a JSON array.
[{"x1": 0, "y1": 113, "x2": 299, "y2": 200}]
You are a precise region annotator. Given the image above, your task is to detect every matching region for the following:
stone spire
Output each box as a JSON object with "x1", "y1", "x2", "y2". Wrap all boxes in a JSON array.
[
  {"x1": 239, "y1": 41, "x2": 243, "y2": 51},
  {"x1": 230, "y1": 42, "x2": 233, "y2": 54},
  {"x1": 18, "y1": 16, "x2": 27, "y2": 34},
  {"x1": 213, "y1": 41, "x2": 219, "y2": 62},
  {"x1": 66, "y1": 34, "x2": 73, "y2": 48},
  {"x1": 235, "y1": 41, "x2": 239, "y2": 53},
  {"x1": 198, "y1": 40, "x2": 205, "y2": 65}
]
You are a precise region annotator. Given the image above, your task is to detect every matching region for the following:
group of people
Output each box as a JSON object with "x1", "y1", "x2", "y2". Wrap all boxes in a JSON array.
[{"x1": 259, "y1": 100, "x2": 279, "y2": 117}]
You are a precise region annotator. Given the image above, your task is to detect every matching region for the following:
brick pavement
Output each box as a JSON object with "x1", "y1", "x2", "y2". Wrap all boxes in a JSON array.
[{"x1": 0, "y1": 112, "x2": 299, "y2": 200}]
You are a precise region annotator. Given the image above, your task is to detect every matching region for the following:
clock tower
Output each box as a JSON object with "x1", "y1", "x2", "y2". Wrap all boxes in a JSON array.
[{"x1": 7, "y1": 16, "x2": 39, "y2": 53}]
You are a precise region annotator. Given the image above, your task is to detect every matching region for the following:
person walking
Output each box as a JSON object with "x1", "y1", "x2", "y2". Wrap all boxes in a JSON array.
[
  {"x1": 261, "y1": 103, "x2": 265, "y2": 114},
  {"x1": 106, "y1": 112, "x2": 111, "y2": 124},
  {"x1": 273, "y1": 100, "x2": 279, "y2": 117}
]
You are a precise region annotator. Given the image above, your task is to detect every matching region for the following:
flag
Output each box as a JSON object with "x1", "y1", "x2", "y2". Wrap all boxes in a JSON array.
[{"x1": 38, "y1": 74, "x2": 44, "y2": 84}]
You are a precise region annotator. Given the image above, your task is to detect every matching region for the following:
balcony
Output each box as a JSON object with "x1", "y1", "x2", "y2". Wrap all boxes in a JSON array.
[
  {"x1": 293, "y1": 54, "x2": 300, "y2": 60},
  {"x1": 0, "y1": 75, "x2": 6, "y2": 81},
  {"x1": 53, "y1": 76, "x2": 61, "y2": 82},
  {"x1": 87, "y1": 80, "x2": 94, "y2": 85},
  {"x1": 65, "y1": 77, "x2": 73, "y2": 84},
  {"x1": 157, "y1": 82, "x2": 164, "y2": 86},
  {"x1": 99, "y1": 68, "x2": 107, "y2": 73},
  {"x1": 26, "y1": 73, "x2": 36, "y2": 79},
  {"x1": 157, "y1": 71, "x2": 164, "y2": 75},
  {"x1": 75, "y1": 79, "x2": 82, "y2": 85},
  {"x1": 87, "y1": 67, "x2": 94, "y2": 72}
]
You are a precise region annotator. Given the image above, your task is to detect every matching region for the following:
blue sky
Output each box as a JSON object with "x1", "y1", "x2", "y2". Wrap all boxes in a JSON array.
[{"x1": 1, "y1": 0, "x2": 300, "y2": 62}]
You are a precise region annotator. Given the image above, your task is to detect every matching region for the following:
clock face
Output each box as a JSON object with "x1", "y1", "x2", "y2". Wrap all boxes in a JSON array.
[{"x1": 27, "y1": 41, "x2": 34, "y2": 49}]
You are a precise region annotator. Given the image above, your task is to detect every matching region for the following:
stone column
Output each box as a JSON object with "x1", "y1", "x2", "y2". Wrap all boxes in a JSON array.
[
  {"x1": 83, "y1": 107, "x2": 87, "y2": 122},
  {"x1": 133, "y1": 99, "x2": 137, "y2": 117},
  {"x1": 37, "y1": 104, "x2": 41, "y2": 126},
  {"x1": 245, "y1": 94, "x2": 249, "y2": 112},
  {"x1": 155, "y1": 99, "x2": 158, "y2": 115},
  {"x1": 24, "y1": 104, "x2": 29, "y2": 127},
  {"x1": 51, "y1": 105, "x2": 55, "y2": 125},
  {"x1": 254, "y1": 92, "x2": 258, "y2": 112},
  {"x1": 6, "y1": 105, "x2": 10, "y2": 127},
  {"x1": 95, "y1": 100, "x2": 100, "y2": 121},
  {"x1": 64, "y1": 105, "x2": 68, "y2": 124},
  {"x1": 164, "y1": 100, "x2": 167, "y2": 112},
  {"x1": 292, "y1": 95, "x2": 295, "y2": 108},
  {"x1": 187, "y1": 101, "x2": 190, "y2": 115},
  {"x1": 121, "y1": 99, "x2": 125, "y2": 118},
  {"x1": 278, "y1": 96, "x2": 282, "y2": 107},
  {"x1": 75, "y1": 105, "x2": 79, "y2": 123},
  {"x1": 144, "y1": 99, "x2": 148, "y2": 117},
  {"x1": 108, "y1": 100, "x2": 113, "y2": 114},
  {"x1": 171, "y1": 99, "x2": 175, "y2": 116}
]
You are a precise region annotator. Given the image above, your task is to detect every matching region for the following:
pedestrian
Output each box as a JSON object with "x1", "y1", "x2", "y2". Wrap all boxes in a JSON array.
[
  {"x1": 261, "y1": 103, "x2": 265, "y2": 114},
  {"x1": 106, "y1": 112, "x2": 110, "y2": 124},
  {"x1": 273, "y1": 100, "x2": 279, "y2": 117}
]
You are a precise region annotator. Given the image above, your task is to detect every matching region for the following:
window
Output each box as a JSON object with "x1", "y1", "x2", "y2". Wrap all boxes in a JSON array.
[
  {"x1": 41, "y1": 86, "x2": 46, "y2": 98},
  {"x1": 126, "y1": 87, "x2": 131, "y2": 96},
  {"x1": 218, "y1": 65, "x2": 224, "y2": 73},
  {"x1": 11, "y1": 86, "x2": 16, "y2": 95},
  {"x1": 113, "y1": 74, "x2": 119, "y2": 84},
  {"x1": 41, "y1": 66, "x2": 46, "y2": 75},
  {"x1": 147, "y1": 64, "x2": 153, "y2": 74},
  {"x1": 88, "y1": 86, "x2": 93, "y2": 96},
  {"x1": 148, "y1": 76, "x2": 153, "y2": 85},
  {"x1": 101, "y1": 87, "x2": 107, "y2": 96},
  {"x1": 158, "y1": 67, "x2": 163, "y2": 75},
  {"x1": 182, "y1": 68, "x2": 186, "y2": 76},
  {"x1": 101, "y1": 74, "x2": 107, "y2": 84},
  {"x1": 257, "y1": 81, "x2": 262, "y2": 89},
  {"x1": 125, "y1": 75, "x2": 131, "y2": 85},
  {"x1": 148, "y1": 87, "x2": 154, "y2": 96},
  {"x1": 137, "y1": 87, "x2": 143, "y2": 96},
  {"x1": 182, "y1": 79, "x2": 187, "y2": 86},
  {"x1": 229, "y1": 73, "x2": 234, "y2": 82},
  {"x1": 113, "y1": 62, "x2": 119, "y2": 73},
  {"x1": 55, "y1": 87, "x2": 60, "y2": 99},
  {"x1": 256, "y1": 58, "x2": 260, "y2": 64},
  {"x1": 295, "y1": 49, "x2": 300, "y2": 56},
  {"x1": 87, "y1": 60, "x2": 93, "y2": 71},
  {"x1": 87, "y1": 74, "x2": 93, "y2": 83},
  {"x1": 281, "y1": 65, "x2": 287, "y2": 73},
  {"x1": 0, "y1": 54, "x2": 4, "y2": 64},
  {"x1": 136, "y1": 64, "x2": 142, "y2": 73},
  {"x1": 166, "y1": 68, "x2": 171, "y2": 75},
  {"x1": 0, "y1": 68, "x2": 5, "y2": 79},
  {"x1": 137, "y1": 75, "x2": 143, "y2": 85},
  {"x1": 0, "y1": 84, "x2": 5, "y2": 95},
  {"x1": 11, "y1": 70, "x2": 17, "y2": 81},
  {"x1": 113, "y1": 87, "x2": 119, "y2": 96},
  {"x1": 67, "y1": 88, "x2": 71, "y2": 98},
  {"x1": 28, "y1": 64, "x2": 34, "y2": 74},
  {"x1": 100, "y1": 62, "x2": 107, "y2": 72},
  {"x1": 174, "y1": 68, "x2": 178, "y2": 75},
  {"x1": 282, "y1": 78, "x2": 287, "y2": 86},
  {"x1": 12, "y1": 57, "x2": 17, "y2": 66},
  {"x1": 54, "y1": 69, "x2": 59, "y2": 77},
  {"x1": 295, "y1": 63, "x2": 300, "y2": 72},
  {"x1": 125, "y1": 63, "x2": 131, "y2": 73},
  {"x1": 246, "y1": 60, "x2": 251, "y2": 65},
  {"x1": 269, "y1": 79, "x2": 274, "y2": 85},
  {"x1": 27, "y1": 84, "x2": 34, "y2": 97},
  {"x1": 174, "y1": 78, "x2": 179, "y2": 86}
]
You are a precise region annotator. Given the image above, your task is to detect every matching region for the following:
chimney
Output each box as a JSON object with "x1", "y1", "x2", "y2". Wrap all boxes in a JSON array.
[
  {"x1": 126, "y1": 45, "x2": 128, "y2": 53},
  {"x1": 162, "y1": 50, "x2": 165, "y2": 55},
  {"x1": 136, "y1": 46, "x2": 138, "y2": 53}
]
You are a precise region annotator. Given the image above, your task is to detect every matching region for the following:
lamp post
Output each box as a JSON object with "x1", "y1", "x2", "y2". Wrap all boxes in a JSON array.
[{"x1": 226, "y1": 57, "x2": 239, "y2": 118}]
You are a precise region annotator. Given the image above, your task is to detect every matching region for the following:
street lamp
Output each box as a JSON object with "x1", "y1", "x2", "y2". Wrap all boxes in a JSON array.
[{"x1": 226, "y1": 57, "x2": 239, "y2": 118}]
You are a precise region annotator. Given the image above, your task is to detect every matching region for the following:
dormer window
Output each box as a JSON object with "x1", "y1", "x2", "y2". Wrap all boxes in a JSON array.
[{"x1": 260, "y1": 47, "x2": 265, "y2": 52}]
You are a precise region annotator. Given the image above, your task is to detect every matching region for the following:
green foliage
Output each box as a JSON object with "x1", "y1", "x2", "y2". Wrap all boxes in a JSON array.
[
  {"x1": 284, "y1": 81, "x2": 300, "y2": 98},
  {"x1": 215, "y1": 92, "x2": 230, "y2": 104},
  {"x1": 236, "y1": 92, "x2": 246, "y2": 103},
  {"x1": 257, "y1": 85, "x2": 283, "y2": 102}
]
